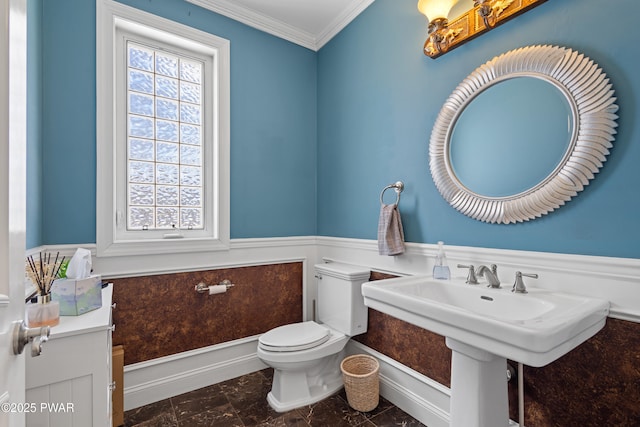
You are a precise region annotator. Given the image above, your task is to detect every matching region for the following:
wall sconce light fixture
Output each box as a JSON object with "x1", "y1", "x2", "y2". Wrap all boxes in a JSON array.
[
  {"x1": 417, "y1": 0, "x2": 460, "y2": 55},
  {"x1": 475, "y1": 0, "x2": 500, "y2": 28},
  {"x1": 418, "y1": 0, "x2": 548, "y2": 59}
]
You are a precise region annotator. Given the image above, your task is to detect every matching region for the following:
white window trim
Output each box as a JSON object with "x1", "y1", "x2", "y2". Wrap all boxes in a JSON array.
[{"x1": 96, "y1": 0, "x2": 230, "y2": 257}]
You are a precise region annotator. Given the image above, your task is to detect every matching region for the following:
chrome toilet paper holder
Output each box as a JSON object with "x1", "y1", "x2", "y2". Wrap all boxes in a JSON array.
[{"x1": 195, "y1": 279, "x2": 234, "y2": 294}]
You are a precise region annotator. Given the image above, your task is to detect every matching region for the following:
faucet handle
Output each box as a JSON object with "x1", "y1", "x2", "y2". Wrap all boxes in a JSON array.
[
  {"x1": 457, "y1": 264, "x2": 478, "y2": 285},
  {"x1": 512, "y1": 271, "x2": 538, "y2": 294}
]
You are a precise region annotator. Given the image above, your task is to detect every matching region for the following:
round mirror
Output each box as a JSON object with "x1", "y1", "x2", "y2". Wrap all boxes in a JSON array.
[
  {"x1": 449, "y1": 76, "x2": 575, "y2": 198},
  {"x1": 429, "y1": 45, "x2": 618, "y2": 224}
]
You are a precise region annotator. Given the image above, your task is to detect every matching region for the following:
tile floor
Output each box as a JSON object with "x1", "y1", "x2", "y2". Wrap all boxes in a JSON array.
[{"x1": 124, "y1": 369, "x2": 426, "y2": 426}]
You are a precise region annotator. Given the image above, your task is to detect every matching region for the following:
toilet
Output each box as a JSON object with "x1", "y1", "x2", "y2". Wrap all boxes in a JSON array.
[{"x1": 257, "y1": 262, "x2": 370, "y2": 412}]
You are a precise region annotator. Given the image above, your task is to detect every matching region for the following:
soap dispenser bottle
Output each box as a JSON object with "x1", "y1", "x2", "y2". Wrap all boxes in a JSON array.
[{"x1": 433, "y1": 241, "x2": 451, "y2": 280}]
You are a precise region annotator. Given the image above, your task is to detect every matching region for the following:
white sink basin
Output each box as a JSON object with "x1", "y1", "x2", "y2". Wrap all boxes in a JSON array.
[
  {"x1": 362, "y1": 274, "x2": 609, "y2": 427},
  {"x1": 361, "y1": 275, "x2": 609, "y2": 367}
]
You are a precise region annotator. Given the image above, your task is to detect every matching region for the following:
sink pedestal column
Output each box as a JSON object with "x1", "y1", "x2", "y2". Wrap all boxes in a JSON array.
[{"x1": 446, "y1": 338, "x2": 510, "y2": 427}]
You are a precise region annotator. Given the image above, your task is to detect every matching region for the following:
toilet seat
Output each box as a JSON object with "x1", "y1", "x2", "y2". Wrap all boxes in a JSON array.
[{"x1": 259, "y1": 321, "x2": 330, "y2": 352}]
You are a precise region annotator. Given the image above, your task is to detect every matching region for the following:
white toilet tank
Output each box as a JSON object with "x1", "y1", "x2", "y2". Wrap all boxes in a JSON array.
[{"x1": 315, "y1": 262, "x2": 370, "y2": 336}]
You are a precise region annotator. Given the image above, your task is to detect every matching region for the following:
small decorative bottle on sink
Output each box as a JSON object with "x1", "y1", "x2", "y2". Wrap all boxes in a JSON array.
[{"x1": 433, "y1": 241, "x2": 451, "y2": 280}]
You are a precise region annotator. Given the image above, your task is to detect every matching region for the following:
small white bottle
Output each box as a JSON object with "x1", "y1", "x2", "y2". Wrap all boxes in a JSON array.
[{"x1": 433, "y1": 241, "x2": 451, "y2": 280}]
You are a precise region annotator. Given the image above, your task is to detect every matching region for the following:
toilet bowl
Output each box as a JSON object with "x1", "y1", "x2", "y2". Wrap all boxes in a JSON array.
[
  {"x1": 257, "y1": 321, "x2": 349, "y2": 412},
  {"x1": 257, "y1": 262, "x2": 370, "y2": 412}
]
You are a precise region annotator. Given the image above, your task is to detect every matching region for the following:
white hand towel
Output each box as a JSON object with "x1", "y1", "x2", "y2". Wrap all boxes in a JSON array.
[{"x1": 378, "y1": 203, "x2": 405, "y2": 256}]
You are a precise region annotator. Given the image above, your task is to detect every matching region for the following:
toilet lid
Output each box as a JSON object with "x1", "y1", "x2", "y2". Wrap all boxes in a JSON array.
[{"x1": 259, "y1": 321, "x2": 331, "y2": 352}]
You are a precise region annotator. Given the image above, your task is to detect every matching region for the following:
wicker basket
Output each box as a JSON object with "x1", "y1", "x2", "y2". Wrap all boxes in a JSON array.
[{"x1": 340, "y1": 354, "x2": 380, "y2": 412}]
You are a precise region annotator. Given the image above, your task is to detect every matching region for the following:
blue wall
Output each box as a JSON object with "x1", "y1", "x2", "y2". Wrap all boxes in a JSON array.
[
  {"x1": 317, "y1": 0, "x2": 640, "y2": 258},
  {"x1": 28, "y1": 0, "x2": 640, "y2": 259},
  {"x1": 40, "y1": 0, "x2": 97, "y2": 245},
  {"x1": 29, "y1": 0, "x2": 317, "y2": 245},
  {"x1": 27, "y1": 0, "x2": 43, "y2": 249}
]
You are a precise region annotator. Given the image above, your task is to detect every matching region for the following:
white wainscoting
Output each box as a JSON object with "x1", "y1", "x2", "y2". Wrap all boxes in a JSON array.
[
  {"x1": 29, "y1": 236, "x2": 640, "y2": 321},
  {"x1": 315, "y1": 237, "x2": 640, "y2": 322},
  {"x1": 28, "y1": 236, "x2": 320, "y2": 322},
  {"x1": 32, "y1": 236, "x2": 640, "y2": 421}
]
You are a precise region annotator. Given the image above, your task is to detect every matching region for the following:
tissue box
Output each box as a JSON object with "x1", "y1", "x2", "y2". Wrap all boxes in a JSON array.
[{"x1": 51, "y1": 275, "x2": 103, "y2": 316}]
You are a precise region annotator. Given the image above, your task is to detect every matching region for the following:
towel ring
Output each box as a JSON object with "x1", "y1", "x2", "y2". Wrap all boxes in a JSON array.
[{"x1": 380, "y1": 181, "x2": 404, "y2": 205}]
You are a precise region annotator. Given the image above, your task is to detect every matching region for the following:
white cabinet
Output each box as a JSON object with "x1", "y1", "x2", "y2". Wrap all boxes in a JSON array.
[{"x1": 26, "y1": 285, "x2": 114, "y2": 427}]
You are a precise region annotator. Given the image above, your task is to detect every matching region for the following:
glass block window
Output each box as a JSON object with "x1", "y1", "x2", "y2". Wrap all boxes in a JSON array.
[
  {"x1": 126, "y1": 41, "x2": 204, "y2": 231},
  {"x1": 97, "y1": 1, "x2": 229, "y2": 257}
]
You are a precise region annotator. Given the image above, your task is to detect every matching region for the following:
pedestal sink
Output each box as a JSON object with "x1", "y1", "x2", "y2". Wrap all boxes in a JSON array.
[{"x1": 361, "y1": 275, "x2": 609, "y2": 427}]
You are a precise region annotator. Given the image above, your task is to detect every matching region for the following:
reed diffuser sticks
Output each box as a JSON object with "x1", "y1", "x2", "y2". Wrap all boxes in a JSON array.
[{"x1": 26, "y1": 252, "x2": 66, "y2": 296}]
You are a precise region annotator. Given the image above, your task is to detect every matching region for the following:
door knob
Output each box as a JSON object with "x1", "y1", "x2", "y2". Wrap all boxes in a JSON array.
[{"x1": 11, "y1": 320, "x2": 50, "y2": 357}]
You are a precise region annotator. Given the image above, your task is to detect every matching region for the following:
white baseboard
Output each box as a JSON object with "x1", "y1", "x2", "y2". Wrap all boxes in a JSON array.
[
  {"x1": 122, "y1": 334, "x2": 453, "y2": 426},
  {"x1": 123, "y1": 335, "x2": 267, "y2": 411},
  {"x1": 123, "y1": 335, "x2": 527, "y2": 427}
]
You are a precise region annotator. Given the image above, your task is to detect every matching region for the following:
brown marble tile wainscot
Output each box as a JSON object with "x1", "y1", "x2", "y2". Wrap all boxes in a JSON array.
[
  {"x1": 354, "y1": 271, "x2": 452, "y2": 387},
  {"x1": 358, "y1": 272, "x2": 640, "y2": 426},
  {"x1": 510, "y1": 317, "x2": 640, "y2": 427},
  {"x1": 111, "y1": 262, "x2": 302, "y2": 365},
  {"x1": 112, "y1": 266, "x2": 639, "y2": 425}
]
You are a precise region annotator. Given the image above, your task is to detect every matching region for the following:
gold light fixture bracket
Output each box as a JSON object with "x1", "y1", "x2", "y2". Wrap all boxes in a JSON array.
[{"x1": 421, "y1": 0, "x2": 548, "y2": 58}]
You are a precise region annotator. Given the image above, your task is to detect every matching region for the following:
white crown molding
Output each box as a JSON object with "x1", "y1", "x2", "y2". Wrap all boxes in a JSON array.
[
  {"x1": 186, "y1": 0, "x2": 315, "y2": 49},
  {"x1": 314, "y1": 0, "x2": 375, "y2": 50},
  {"x1": 185, "y1": 0, "x2": 374, "y2": 51}
]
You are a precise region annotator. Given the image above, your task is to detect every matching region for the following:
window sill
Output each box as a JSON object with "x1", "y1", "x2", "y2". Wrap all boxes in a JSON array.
[{"x1": 96, "y1": 236, "x2": 229, "y2": 257}]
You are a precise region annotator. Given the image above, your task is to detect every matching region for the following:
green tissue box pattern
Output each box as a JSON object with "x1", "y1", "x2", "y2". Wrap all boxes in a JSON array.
[{"x1": 51, "y1": 275, "x2": 103, "y2": 316}]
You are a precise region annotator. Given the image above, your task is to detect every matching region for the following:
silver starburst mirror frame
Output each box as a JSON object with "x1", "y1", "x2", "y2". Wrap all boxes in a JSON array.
[{"x1": 429, "y1": 45, "x2": 618, "y2": 224}]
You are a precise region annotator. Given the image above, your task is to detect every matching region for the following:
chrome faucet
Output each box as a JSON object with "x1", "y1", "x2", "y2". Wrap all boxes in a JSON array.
[
  {"x1": 476, "y1": 264, "x2": 500, "y2": 288},
  {"x1": 512, "y1": 271, "x2": 538, "y2": 294},
  {"x1": 457, "y1": 264, "x2": 478, "y2": 284}
]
